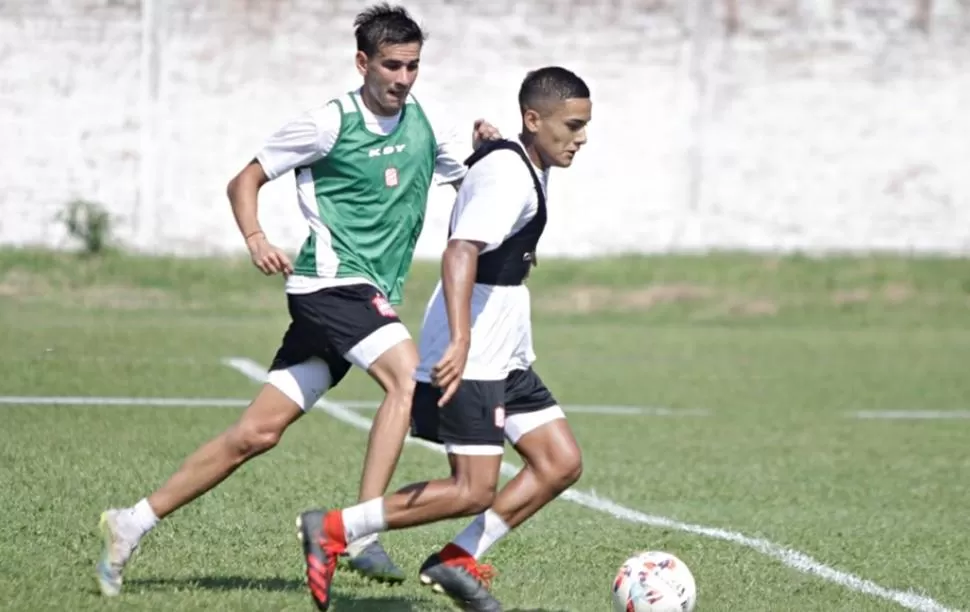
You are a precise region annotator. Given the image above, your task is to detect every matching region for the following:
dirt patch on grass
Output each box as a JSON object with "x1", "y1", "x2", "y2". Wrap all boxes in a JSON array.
[
  {"x1": 832, "y1": 283, "x2": 915, "y2": 306},
  {"x1": 75, "y1": 285, "x2": 175, "y2": 309},
  {"x1": 731, "y1": 297, "x2": 780, "y2": 316},
  {"x1": 882, "y1": 282, "x2": 913, "y2": 303},
  {"x1": 0, "y1": 269, "x2": 175, "y2": 309},
  {"x1": 832, "y1": 288, "x2": 871, "y2": 305},
  {"x1": 0, "y1": 270, "x2": 52, "y2": 297},
  {"x1": 536, "y1": 283, "x2": 783, "y2": 319},
  {"x1": 689, "y1": 296, "x2": 781, "y2": 320},
  {"x1": 536, "y1": 283, "x2": 716, "y2": 314},
  {"x1": 761, "y1": 257, "x2": 783, "y2": 271}
]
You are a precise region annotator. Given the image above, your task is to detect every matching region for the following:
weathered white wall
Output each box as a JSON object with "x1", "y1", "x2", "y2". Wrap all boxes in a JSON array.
[{"x1": 2, "y1": 0, "x2": 969, "y2": 258}]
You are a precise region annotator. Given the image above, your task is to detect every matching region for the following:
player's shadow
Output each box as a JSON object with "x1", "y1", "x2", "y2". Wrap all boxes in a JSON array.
[
  {"x1": 121, "y1": 576, "x2": 422, "y2": 609},
  {"x1": 117, "y1": 577, "x2": 569, "y2": 611},
  {"x1": 123, "y1": 575, "x2": 305, "y2": 592},
  {"x1": 330, "y1": 592, "x2": 420, "y2": 611}
]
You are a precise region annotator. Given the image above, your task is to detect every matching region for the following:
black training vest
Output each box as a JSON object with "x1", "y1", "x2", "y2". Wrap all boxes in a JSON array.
[{"x1": 453, "y1": 139, "x2": 547, "y2": 286}]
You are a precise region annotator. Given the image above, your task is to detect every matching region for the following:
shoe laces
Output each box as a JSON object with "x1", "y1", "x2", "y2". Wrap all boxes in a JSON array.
[
  {"x1": 439, "y1": 543, "x2": 498, "y2": 589},
  {"x1": 470, "y1": 562, "x2": 497, "y2": 589},
  {"x1": 448, "y1": 555, "x2": 497, "y2": 589}
]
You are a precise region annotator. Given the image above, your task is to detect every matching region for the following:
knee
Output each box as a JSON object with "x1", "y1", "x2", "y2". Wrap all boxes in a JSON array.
[
  {"x1": 448, "y1": 475, "x2": 496, "y2": 516},
  {"x1": 561, "y1": 450, "x2": 584, "y2": 488},
  {"x1": 226, "y1": 419, "x2": 285, "y2": 459},
  {"x1": 381, "y1": 372, "x2": 416, "y2": 414},
  {"x1": 387, "y1": 374, "x2": 416, "y2": 399},
  {"x1": 455, "y1": 483, "x2": 496, "y2": 516},
  {"x1": 542, "y1": 448, "x2": 584, "y2": 492},
  {"x1": 370, "y1": 343, "x2": 418, "y2": 404}
]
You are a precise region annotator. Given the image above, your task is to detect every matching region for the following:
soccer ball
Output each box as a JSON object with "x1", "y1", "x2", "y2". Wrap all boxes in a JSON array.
[{"x1": 611, "y1": 551, "x2": 697, "y2": 612}]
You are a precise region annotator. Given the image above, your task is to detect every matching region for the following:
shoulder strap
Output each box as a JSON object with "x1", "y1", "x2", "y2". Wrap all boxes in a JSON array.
[
  {"x1": 332, "y1": 92, "x2": 358, "y2": 115},
  {"x1": 464, "y1": 139, "x2": 545, "y2": 209}
]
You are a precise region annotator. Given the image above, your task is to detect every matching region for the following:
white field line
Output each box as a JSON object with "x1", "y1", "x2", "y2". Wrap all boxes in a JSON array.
[
  {"x1": 0, "y1": 396, "x2": 249, "y2": 407},
  {"x1": 850, "y1": 411, "x2": 970, "y2": 420},
  {"x1": 335, "y1": 399, "x2": 708, "y2": 417},
  {"x1": 0, "y1": 395, "x2": 704, "y2": 417},
  {"x1": 223, "y1": 356, "x2": 958, "y2": 612}
]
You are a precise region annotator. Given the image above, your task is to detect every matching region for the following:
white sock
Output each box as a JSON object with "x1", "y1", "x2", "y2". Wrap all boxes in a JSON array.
[
  {"x1": 119, "y1": 498, "x2": 159, "y2": 539},
  {"x1": 451, "y1": 509, "x2": 510, "y2": 559},
  {"x1": 341, "y1": 498, "x2": 387, "y2": 546},
  {"x1": 346, "y1": 533, "x2": 380, "y2": 558}
]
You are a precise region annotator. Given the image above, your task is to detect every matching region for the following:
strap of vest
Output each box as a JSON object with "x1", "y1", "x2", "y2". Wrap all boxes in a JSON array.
[
  {"x1": 448, "y1": 140, "x2": 546, "y2": 241},
  {"x1": 449, "y1": 140, "x2": 545, "y2": 240},
  {"x1": 463, "y1": 139, "x2": 545, "y2": 212}
]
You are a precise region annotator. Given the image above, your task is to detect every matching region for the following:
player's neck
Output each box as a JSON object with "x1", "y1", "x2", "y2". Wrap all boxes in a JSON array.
[
  {"x1": 518, "y1": 133, "x2": 546, "y2": 171},
  {"x1": 358, "y1": 89, "x2": 401, "y2": 118}
]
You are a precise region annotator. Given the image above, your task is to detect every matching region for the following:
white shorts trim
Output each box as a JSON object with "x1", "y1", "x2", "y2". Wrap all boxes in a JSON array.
[
  {"x1": 266, "y1": 357, "x2": 332, "y2": 412},
  {"x1": 504, "y1": 405, "x2": 566, "y2": 445},
  {"x1": 344, "y1": 322, "x2": 412, "y2": 370},
  {"x1": 444, "y1": 443, "x2": 504, "y2": 456}
]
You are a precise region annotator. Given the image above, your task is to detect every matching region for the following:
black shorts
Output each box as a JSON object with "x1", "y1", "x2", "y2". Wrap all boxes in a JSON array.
[
  {"x1": 269, "y1": 283, "x2": 402, "y2": 389},
  {"x1": 410, "y1": 368, "x2": 559, "y2": 448}
]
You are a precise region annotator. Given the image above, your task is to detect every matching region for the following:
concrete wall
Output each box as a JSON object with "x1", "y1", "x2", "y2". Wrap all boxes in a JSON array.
[{"x1": 2, "y1": 0, "x2": 969, "y2": 258}]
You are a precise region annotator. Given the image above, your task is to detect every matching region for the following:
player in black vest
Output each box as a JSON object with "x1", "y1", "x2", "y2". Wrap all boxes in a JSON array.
[
  {"x1": 297, "y1": 66, "x2": 592, "y2": 612},
  {"x1": 458, "y1": 138, "x2": 548, "y2": 286}
]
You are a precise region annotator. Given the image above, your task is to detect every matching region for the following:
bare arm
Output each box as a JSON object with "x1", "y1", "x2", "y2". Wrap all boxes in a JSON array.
[
  {"x1": 432, "y1": 238, "x2": 486, "y2": 405},
  {"x1": 227, "y1": 159, "x2": 270, "y2": 243},
  {"x1": 438, "y1": 118, "x2": 501, "y2": 193},
  {"x1": 227, "y1": 159, "x2": 292, "y2": 275},
  {"x1": 441, "y1": 239, "x2": 485, "y2": 345}
]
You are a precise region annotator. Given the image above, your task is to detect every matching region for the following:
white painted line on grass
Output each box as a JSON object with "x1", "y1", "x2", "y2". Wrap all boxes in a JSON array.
[
  {"x1": 850, "y1": 411, "x2": 970, "y2": 421},
  {"x1": 0, "y1": 395, "x2": 705, "y2": 417},
  {"x1": 335, "y1": 399, "x2": 708, "y2": 417},
  {"x1": 224, "y1": 356, "x2": 957, "y2": 612},
  {"x1": 0, "y1": 396, "x2": 249, "y2": 408}
]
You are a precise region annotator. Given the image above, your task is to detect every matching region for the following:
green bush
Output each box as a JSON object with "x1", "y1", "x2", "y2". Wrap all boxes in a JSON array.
[{"x1": 58, "y1": 199, "x2": 113, "y2": 255}]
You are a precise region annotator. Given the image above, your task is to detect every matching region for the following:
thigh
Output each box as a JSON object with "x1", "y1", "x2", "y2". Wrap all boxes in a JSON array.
[
  {"x1": 269, "y1": 294, "x2": 352, "y2": 390},
  {"x1": 265, "y1": 357, "x2": 337, "y2": 413},
  {"x1": 511, "y1": 416, "x2": 581, "y2": 479},
  {"x1": 503, "y1": 368, "x2": 565, "y2": 445},
  {"x1": 354, "y1": 326, "x2": 416, "y2": 389},
  {"x1": 303, "y1": 284, "x2": 411, "y2": 372},
  {"x1": 409, "y1": 379, "x2": 506, "y2": 456},
  {"x1": 235, "y1": 382, "x2": 306, "y2": 432},
  {"x1": 504, "y1": 368, "x2": 558, "y2": 414}
]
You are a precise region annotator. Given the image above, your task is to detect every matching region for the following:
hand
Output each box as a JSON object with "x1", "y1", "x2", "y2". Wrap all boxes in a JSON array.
[
  {"x1": 246, "y1": 233, "x2": 293, "y2": 276},
  {"x1": 431, "y1": 338, "x2": 470, "y2": 407},
  {"x1": 472, "y1": 118, "x2": 502, "y2": 150}
]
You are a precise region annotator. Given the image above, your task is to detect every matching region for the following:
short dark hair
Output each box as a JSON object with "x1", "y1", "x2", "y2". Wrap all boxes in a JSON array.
[
  {"x1": 518, "y1": 66, "x2": 590, "y2": 113},
  {"x1": 354, "y1": 3, "x2": 427, "y2": 56}
]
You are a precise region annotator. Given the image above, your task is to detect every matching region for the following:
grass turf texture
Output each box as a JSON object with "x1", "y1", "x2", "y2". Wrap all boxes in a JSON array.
[{"x1": 1, "y1": 248, "x2": 968, "y2": 611}]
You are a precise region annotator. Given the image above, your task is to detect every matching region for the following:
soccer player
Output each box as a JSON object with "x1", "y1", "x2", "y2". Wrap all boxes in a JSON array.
[
  {"x1": 296, "y1": 66, "x2": 592, "y2": 612},
  {"x1": 96, "y1": 3, "x2": 501, "y2": 597}
]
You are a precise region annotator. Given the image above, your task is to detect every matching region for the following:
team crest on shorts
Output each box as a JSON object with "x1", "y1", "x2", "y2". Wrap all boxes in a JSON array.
[
  {"x1": 384, "y1": 167, "x2": 399, "y2": 187},
  {"x1": 494, "y1": 405, "x2": 506, "y2": 428},
  {"x1": 371, "y1": 294, "x2": 397, "y2": 318}
]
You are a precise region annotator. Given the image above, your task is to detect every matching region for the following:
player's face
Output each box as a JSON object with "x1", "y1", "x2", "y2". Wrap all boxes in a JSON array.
[
  {"x1": 356, "y1": 42, "x2": 422, "y2": 116},
  {"x1": 531, "y1": 98, "x2": 592, "y2": 168}
]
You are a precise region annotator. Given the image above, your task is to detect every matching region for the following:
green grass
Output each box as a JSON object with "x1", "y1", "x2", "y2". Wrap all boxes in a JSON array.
[{"x1": 1, "y1": 247, "x2": 968, "y2": 611}]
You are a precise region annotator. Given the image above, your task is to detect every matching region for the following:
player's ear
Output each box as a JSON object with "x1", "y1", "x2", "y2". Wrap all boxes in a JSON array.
[
  {"x1": 522, "y1": 108, "x2": 541, "y2": 134},
  {"x1": 355, "y1": 50, "x2": 369, "y2": 77}
]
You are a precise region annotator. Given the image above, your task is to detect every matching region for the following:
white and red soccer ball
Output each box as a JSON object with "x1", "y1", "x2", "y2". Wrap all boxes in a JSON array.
[{"x1": 611, "y1": 551, "x2": 697, "y2": 612}]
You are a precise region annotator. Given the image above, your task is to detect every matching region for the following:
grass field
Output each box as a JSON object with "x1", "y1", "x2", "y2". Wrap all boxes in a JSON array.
[{"x1": 1, "y1": 247, "x2": 968, "y2": 611}]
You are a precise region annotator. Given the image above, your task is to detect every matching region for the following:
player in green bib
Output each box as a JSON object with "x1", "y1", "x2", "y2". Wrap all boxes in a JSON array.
[
  {"x1": 96, "y1": 3, "x2": 502, "y2": 598},
  {"x1": 287, "y1": 89, "x2": 439, "y2": 304}
]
